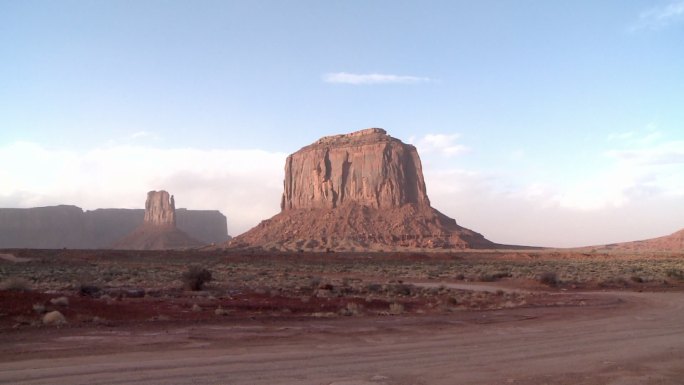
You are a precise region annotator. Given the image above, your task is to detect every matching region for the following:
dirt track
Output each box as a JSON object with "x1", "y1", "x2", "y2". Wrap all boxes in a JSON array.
[{"x1": 1, "y1": 290, "x2": 683, "y2": 385}]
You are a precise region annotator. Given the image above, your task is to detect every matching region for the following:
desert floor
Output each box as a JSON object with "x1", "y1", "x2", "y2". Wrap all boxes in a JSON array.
[{"x1": 1, "y1": 249, "x2": 683, "y2": 384}]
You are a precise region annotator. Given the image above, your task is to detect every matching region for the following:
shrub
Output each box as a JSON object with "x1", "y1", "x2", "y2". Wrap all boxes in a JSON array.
[
  {"x1": 79, "y1": 284, "x2": 102, "y2": 297},
  {"x1": 538, "y1": 271, "x2": 558, "y2": 287},
  {"x1": 392, "y1": 284, "x2": 412, "y2": 296},
  {"x1": 666, "y1": 269, "x2": 684, "y2": 281},
  {"x1": 478, "y1": 271, "x2": 510, "y2": 282},
  {"x1": 389, "y1": 302, "x2": 404, "y2": 315},
  {"x1": 630, "y1": 275, "x2": 644, "y2": 283},
  {"x1": 182, "y1": 266, "x2": 212, "y2": 291},
  {"x1": 0, "y1": 277, "x2": 31, "y2": 291},
  {"x1": 340, "y1": 302, "x2": 363, "y2": 316},
  {"x1": 308, "y1": 276, "x2": 322, "y2": 289},
  {"x1": 365, "y1": 283, "x2": 382, "y2": 293}
]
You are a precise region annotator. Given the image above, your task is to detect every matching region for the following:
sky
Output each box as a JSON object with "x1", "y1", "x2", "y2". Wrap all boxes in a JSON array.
[{"x1": 1, "y1": 0, "x2": 683, "y2": 247}]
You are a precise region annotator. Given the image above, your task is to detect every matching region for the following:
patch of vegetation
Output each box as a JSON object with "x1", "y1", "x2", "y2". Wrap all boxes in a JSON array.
[
  {"x1": 389, "y1": 302, "x2": 404, "y2": 315},
  {"x1": 666, "y1": 269, "x2": 684, "y2": 281},
  {"x1": 538, "y1": 271, "x2": 558, "y2": 287},
  {"x1": 630, "y1": 275, "x2": 644, "y2": 283},
  {"x1": 478, "y1": 271, "x2": 511, "y2": 282},
  {"x1": 79, "y1": 284, "x2": 102, "y2": 297},
  {"x1": 182, "y1": 266, "x2": 213, "y2": 291},
  {"x1": 0, "y1": 276, "x2": 31, "y2": 291}
]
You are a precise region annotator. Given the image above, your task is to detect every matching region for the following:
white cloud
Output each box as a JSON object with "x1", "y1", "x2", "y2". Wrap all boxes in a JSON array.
[
  {"x1": 606, "y1": 140, "x2": 684, "y2": 166},
  {"x1": 424, "y1": 165, "x2": 683, "y2": 248},
  {"x1": 130, "y1": 131, "x2": 155, "y2": 140},
  {"x1": 528, "y1": 128, "x2": 684, "y2": 212},
  {"x1": 633, "y1": 1, "x2": 684, "y2": 30},
  {"x1": 607, "y1": 131, "x2": 635, "y2": 141},
  {"x1": 0, "y1": 141, "x2": 287, "y2": 236},
  {"x1": 414, "y1": 133, "x2": 469, "y2": 157},
  {"x1": 419, "y1": 128, "x2": 684, "y2": 247},
  {"x1": 526, "y1": 143, "x2": 683, "y2": 212},
  {"x1": 323, "y1": 72, "x2": 431, "y2": 85}
]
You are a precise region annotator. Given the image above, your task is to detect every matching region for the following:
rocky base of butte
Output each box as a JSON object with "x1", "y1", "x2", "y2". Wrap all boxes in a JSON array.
[{"x1": 229, "y1": 128, "x2": 496, "y2": 251}]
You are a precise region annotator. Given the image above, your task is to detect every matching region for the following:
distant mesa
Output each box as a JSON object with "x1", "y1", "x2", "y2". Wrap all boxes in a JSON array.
[
  {"x1": 0, "y1": 195, "x2": 229, "y2": 249},
  {"x1": 229, "y1": 127, "x2": 497, "y2": 251},
  {"x1": 113, "y1": 191, "x2": 204, "y2": 250}
]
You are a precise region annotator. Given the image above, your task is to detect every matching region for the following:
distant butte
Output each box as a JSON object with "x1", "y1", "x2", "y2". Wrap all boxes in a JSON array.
[
  {"x1": 229, "y1": 128, "x2": 498, "y2": 251},
  {"x1": 113, "y1": 190, "x2": 203, "y2": 250}
]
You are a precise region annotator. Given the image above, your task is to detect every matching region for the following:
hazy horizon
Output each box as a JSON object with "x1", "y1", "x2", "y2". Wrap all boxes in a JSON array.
[{"x1": 2, "y1": 1, "x2": 683, "y2": 247}]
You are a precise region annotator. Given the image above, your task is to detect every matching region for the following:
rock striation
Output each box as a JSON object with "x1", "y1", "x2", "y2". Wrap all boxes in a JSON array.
[
  {"x1": 112, "y1": 191, "x2": 203, "y2": 250},
  {"x1": 230, "y1": 128, "x2": 496, "y2": 251}
]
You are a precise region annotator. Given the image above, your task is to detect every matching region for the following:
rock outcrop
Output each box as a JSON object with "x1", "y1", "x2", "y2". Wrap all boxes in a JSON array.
[
  {"x1": 0, "y1": 202, "x2": 229, "y2": 249},
  {"x1": 112, "y1": 191, "x2": 203, "y2": 250},
  {"x1": 230, "y1": 128, "x2": 496, "y2": 251}
]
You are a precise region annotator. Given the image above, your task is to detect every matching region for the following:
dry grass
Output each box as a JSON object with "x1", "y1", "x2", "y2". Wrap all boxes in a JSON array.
[
  {"x1": 0, "y1": 276, "x2": 32, "y2": 291},
  {"x1": 1, "y1": 249, "x2": 683, "y2": 320}
]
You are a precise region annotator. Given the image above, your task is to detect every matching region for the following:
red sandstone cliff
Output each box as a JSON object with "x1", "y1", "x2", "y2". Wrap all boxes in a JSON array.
[{"x1": 230, "y1": 128, "x2": 495, "y2": 251}]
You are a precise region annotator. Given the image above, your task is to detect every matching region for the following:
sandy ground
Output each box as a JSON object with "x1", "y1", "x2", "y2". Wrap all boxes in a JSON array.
[{"x1": 1, "y1": 289, "x2": 683, "y2": 385}]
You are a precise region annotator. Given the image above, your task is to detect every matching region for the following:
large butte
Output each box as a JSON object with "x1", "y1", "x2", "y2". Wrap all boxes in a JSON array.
[{"x1": 229, "y1": 128, "x2": 500, "y2": 251}]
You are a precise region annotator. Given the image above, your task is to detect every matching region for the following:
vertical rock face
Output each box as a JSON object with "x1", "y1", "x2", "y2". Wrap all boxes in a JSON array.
[
  {"x1": 144, "y1": 191, "x2": 176, "y2": 226},
  {"x1": 230, "y1": 128, "x2": 496, "y2": 251},
  {"x1": 281, "y1": 128, "x2": 430, "y2": 210}
]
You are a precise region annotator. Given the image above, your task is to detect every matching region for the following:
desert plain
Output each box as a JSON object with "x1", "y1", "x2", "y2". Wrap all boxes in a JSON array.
[
  {"x1": 2, "y1": 131, "x2": 683, "y2": 385},
  {"x1": 1, "y1": 248, "x2": 684, "y2": 385}
]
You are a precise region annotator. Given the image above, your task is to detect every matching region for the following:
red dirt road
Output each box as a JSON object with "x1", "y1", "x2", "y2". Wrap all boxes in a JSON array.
[{"x1": 1, "y1": 290, "x2": 683, "y2": 385}]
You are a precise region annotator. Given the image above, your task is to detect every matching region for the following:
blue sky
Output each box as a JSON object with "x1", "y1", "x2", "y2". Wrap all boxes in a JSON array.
[{"x1": 1, "y1": 1, "x2": 683, "y2": 246}]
